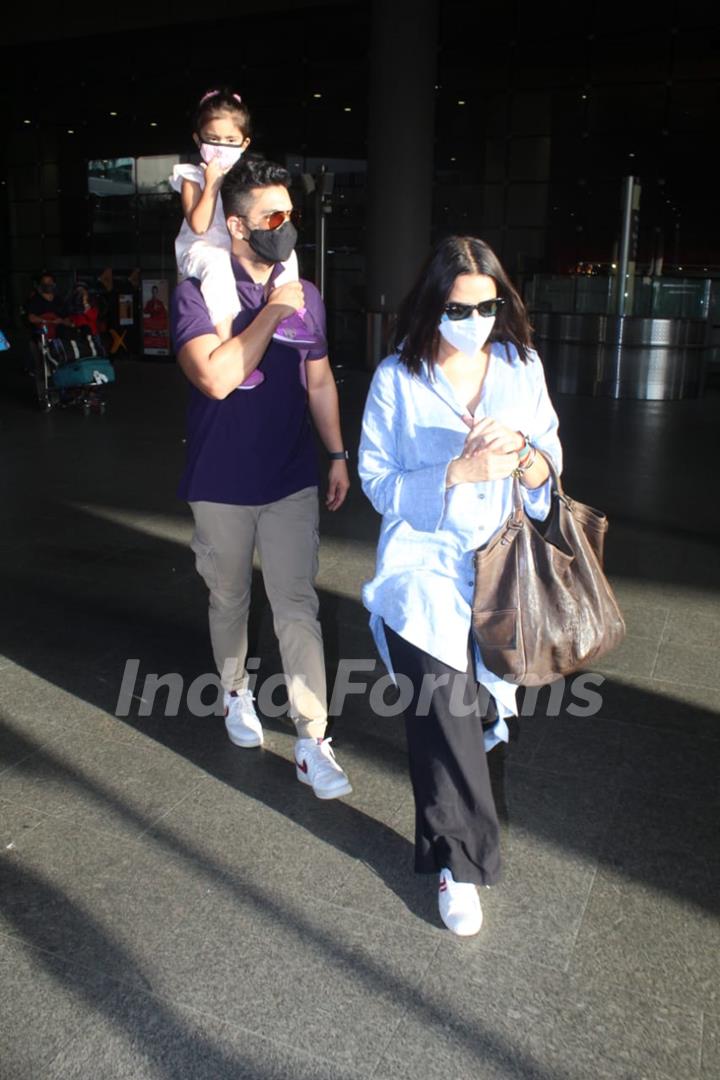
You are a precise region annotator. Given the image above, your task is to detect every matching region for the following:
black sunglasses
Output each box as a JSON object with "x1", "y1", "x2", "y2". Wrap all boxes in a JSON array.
[{"x1": 444, "y1": 298, "x2": 505, "y2": 320}]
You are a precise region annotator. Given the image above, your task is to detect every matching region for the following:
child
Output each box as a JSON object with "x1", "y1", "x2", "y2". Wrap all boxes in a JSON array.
[
  {"x1": 170, "y1": 88, "x2": 301, "y2": 390},
  {"x1": 70, "y1": 284, "x2": 100, "y2": 337}
]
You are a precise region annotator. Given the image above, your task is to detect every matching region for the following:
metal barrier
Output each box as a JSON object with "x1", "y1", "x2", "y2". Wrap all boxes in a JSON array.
[{"x1": 533, "y1": 313, "x2": 707, "y2": 399}]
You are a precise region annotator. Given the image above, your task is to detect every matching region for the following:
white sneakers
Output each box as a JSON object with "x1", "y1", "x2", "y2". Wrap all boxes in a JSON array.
[
  {"x1": 438, "y1": 867, "x2": 484, "y2": 936},
  {"x1": 223, "y1": 692, "x2": 352, "y2": 800},
  {"x1": 223, "y1": 690, "x2": 264, "y2": 748},
  {"x1": 294, "y1": 737, "x2": 353, "y2": 800}
]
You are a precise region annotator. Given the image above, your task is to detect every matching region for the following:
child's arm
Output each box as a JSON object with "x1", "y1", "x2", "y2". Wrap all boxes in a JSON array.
[{"x1": 180, "y1": 160, "x2": 225, "y2": 236}]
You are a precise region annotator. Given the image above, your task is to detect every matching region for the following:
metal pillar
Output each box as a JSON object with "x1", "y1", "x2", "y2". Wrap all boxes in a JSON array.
[
  {"x1": 365, "y1": 0, "x2": 437, "y2": 366},
  {"x1": 314, "y1": 166, "x2": 334, "y2": 300},
  {"x1": 616, "y1": 175, "x2": 641, "y2": 316}
]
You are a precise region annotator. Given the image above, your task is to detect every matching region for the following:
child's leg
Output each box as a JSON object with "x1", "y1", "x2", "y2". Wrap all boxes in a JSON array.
[
  {"x1": 214, "y1": 314, "x2": 234, "y2": 342},
  {"x1": 183, "y1": 243, "x2": 262, "y2": 389},
  {"x1": 273, "y1": 250, "x2": 299, "y2": 289},
  {"x1": 269, "y1": 251, "x2": 321, "y2": 349},
  {"x1": 184, "y1": 244, "x2": 241, "y2": 341}
]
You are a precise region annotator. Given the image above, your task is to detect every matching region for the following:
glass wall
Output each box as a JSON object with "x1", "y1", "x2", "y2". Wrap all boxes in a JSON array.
[{"x1": 526, "y1": 273, "x2": 713, "y2": 320}]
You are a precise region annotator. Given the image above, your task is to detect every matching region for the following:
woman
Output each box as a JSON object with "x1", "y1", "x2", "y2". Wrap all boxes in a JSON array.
[
  {"x1": 358, "y1": 236, "x2": 562, "y2": 936},
  {"x1": 70, "y1": 285, "x2": 100, "y2": 337}
]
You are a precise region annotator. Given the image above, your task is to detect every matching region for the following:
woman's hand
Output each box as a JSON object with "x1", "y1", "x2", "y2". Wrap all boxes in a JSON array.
[
  {"x1": 446, "y1": 448, "x2": 518, "y2": 487},
  {"x1": 446, "y1": 417, "x2": 524, "y2": 486},
  {"x1": 461, "y1": 416, "x2": 524, "y2": 458}
]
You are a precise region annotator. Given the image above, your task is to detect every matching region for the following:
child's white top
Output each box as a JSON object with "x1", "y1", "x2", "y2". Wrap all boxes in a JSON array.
[{"x1": 170, "y1": 163, "x2": 231, "y2": 270}]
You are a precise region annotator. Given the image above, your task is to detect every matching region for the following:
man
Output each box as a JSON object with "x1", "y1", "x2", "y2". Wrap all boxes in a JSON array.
[
  {"x1": 25, "y1": 271, "x2": 73, "y2": 394},
  {"x1": 25, "y1": 271, "x2": 72, "y2": 340},
  {"x1": 170, "y1": 156, "x2": 352, "y2": 799}
]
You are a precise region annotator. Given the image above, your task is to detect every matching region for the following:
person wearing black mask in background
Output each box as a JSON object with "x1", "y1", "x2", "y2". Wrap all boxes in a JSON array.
[
  {"x1": 25, "y1": 271, "x2": 72, "y2": 341},
  {"x1": 24, "y1": 270, "x2": 73, "y2": 393}
]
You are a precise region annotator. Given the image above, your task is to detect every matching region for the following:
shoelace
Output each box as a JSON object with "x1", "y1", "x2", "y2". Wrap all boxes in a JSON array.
[
  {"x1": 309, "y1": 738, "x2": 342, "y2": 774},
  {"x1": 229, "y1": 689, "x2": 256, "y2": 705},
  {"x1": 226, "y1": 690, "x2": 257, "y2": 718}
]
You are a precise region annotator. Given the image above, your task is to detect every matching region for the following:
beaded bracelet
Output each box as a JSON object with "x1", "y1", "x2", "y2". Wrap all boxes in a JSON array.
[{"x1": 514, "y1": 444, "x2": 537, "y2": 475}]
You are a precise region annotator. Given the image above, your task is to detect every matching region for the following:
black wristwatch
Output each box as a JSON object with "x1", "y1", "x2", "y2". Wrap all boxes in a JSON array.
[{"x1": 328, "y1": 450, "x2": 349, "y2": 461}]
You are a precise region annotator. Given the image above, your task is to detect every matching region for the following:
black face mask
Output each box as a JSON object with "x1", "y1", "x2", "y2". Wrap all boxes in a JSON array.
[{"x1": 246, "y1": 221, "x2": 297, "y2": 264}]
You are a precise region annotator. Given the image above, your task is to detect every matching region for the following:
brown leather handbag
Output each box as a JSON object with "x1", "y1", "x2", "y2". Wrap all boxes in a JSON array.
[{"x1": 472, "y1": 455, "x2": 626, "y2": 686}]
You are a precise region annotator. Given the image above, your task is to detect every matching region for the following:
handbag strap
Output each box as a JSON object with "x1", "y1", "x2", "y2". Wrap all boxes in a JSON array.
[{"x1": 511, "y1": 444, "x2": 564, "y2": 520}]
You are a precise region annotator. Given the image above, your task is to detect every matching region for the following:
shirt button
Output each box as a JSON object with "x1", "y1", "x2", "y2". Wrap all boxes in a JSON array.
[{"x1": 478, "y1": 494, "x2": 485, "y2": 500}]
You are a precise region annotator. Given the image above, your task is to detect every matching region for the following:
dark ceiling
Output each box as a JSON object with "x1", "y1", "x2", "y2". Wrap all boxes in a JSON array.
[{"x1": 1, "y1": 1, "x2": 718, "y2": 266}]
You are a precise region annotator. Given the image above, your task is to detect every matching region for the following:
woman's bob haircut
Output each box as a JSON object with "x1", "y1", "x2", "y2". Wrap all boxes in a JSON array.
[{"x1": 393, "y1": 235, "x2": 534, "y2": 374}]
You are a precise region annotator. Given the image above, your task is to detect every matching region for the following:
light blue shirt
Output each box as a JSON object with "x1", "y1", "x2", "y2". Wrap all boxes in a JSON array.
[{"x1": 358, "y1": 342, "x2": 563, "y2": 747}]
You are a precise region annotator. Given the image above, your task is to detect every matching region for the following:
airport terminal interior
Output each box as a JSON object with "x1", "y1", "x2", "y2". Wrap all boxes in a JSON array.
[{"x1": 1, "y1": 3, "x2": 719, "y2": 1078}]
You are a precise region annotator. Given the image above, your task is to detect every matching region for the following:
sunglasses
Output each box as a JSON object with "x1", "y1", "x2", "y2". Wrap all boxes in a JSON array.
[
  {"x1": 444, "y1": 298, "x2": 505, "y2": 320},
  {"x1": 260, "y1": 208, "x2": 302, "y2": 231}
]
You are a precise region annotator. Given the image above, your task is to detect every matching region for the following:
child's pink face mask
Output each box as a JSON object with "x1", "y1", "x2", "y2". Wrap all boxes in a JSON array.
[{"x1": 200, "y1": 143, "x2": 244, "y2": 170}]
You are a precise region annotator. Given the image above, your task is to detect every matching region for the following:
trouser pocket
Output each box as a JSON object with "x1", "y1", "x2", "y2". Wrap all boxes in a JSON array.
[{"x1": 190, "y1": 534, "x2": 219, "y2": 590}]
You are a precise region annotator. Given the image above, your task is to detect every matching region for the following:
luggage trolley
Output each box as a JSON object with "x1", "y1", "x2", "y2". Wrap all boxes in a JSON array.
[{"x1": 31, "y1": 326, "x2": 116, "y2": 415}]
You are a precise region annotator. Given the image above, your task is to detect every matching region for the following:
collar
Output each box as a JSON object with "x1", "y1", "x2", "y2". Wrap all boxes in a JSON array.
[
  {"x1": 230, "y1": 254, "x2": 284, "y2": 287},
  {"x1": 421, "y1": 343, "x2": 498, "y2": 421}
]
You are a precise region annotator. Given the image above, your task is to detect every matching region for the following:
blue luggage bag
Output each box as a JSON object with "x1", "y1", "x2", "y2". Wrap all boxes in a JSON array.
[{"x1": 52, "y1": 358, "x2": 116, "y2": 389}]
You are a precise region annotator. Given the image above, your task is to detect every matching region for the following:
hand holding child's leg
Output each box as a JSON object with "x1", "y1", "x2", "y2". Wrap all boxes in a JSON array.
[
  {"x1": 271, "y1": 253, "x2": 323, "y2": 350},
  {"x1": 274, "y1": 250, "x2": 300, "y2": 288},
  {"x1": 188, "y1": 244, "x2": 264, "y2": 390}
]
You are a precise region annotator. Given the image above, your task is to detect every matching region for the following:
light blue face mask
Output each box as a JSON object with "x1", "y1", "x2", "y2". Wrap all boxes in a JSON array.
[{"x1": 438, "y1": 313, "x2": 495, "y2": 356}]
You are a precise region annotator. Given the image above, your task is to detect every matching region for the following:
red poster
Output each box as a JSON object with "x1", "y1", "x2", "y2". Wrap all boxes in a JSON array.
[{"x1": 142, "y1": 279, "x2": 170, "y2": 355}]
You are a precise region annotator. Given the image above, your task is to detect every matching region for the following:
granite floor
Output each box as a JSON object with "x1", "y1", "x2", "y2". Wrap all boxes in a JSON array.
[{"x1": 0, "y1": 356, "x2": 718, "y2": 1080}]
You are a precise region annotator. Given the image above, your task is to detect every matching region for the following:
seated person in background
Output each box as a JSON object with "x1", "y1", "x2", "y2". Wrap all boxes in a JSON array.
[
  {"x1": 25, "y1": 271, "x2": 72, "y2": 339},
  {"x1": 69, "y1": 284, "x2": 100, "y2": 337}
]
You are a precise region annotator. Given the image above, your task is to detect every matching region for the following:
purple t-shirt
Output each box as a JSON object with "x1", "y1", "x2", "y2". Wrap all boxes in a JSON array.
[{"x1": 171, "y1": 258, "x2": 327, "y2": 506}]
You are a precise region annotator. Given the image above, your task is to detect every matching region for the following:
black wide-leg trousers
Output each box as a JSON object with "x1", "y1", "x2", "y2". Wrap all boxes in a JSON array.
[{"x1": 384, "y1": 624, "x2": 502, "y2": 887}]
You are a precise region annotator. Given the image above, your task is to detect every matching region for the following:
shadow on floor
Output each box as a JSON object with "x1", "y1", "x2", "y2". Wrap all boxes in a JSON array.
[{"x1": 0, "y1": 495, "x2": 718, "y2": 922}]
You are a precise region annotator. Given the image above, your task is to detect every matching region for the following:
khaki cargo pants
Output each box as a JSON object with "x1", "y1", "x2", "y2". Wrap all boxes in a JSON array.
[{"x1": 190, "y1": 486, "x2": 327, "y2": 739}]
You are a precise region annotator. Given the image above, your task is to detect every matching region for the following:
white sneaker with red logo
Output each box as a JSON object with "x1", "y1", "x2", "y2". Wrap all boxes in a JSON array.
[
  {"x1": 294, "y1": 737, "x2": 352, "y2": 799},
  {"x1": 224, "y1": 690, "x2": 263, "y2": 748},
  {"x1": 438, "y1": 867, "x2": 483, "y2": 936}
]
